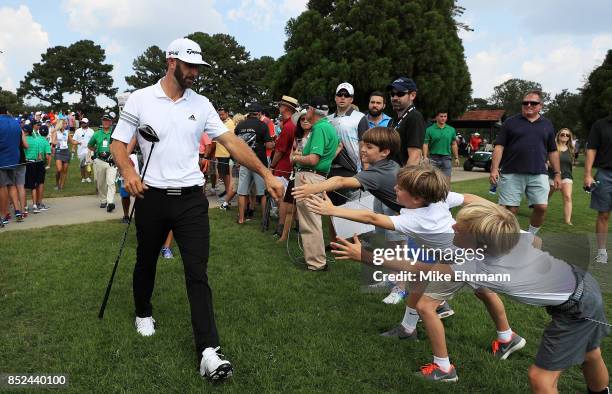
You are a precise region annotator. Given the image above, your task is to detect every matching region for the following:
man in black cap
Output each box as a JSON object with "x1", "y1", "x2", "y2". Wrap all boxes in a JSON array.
[
  {"x1": 386, "y1": 77, "x2": 425, "y2": 166},
  {"x1": 234, "y1": 102, "x2": 274, "y2": 224}
]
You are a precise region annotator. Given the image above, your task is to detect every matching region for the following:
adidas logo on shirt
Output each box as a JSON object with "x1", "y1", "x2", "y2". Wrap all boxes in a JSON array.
[{"x1": 188, "y1": 114, "x2": 196, "y2": 121}]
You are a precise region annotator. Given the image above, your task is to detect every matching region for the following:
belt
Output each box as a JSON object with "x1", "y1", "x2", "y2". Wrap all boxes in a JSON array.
[
  {"x1": 297, "y1": 168, "x2": 328, "y2": 177},
  {"x1": 147, "y1": 185, "x2": 203, "y2": 196},
  {"x1": 547, "y1": 266, "x2": 585, "y2": 314}
]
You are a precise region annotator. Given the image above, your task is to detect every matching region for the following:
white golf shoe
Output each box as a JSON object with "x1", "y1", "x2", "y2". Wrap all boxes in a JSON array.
[
  {"x1": 135, "y1": 316, "x2": 155, "y2": 337},
  {"x1": 200, "y1": 347, "x2": 233, "y2": 381}
]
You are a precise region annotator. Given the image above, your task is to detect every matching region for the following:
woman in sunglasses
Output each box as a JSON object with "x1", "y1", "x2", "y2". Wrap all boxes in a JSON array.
[{"x1": 547, "y1": 128, "x2": 575, "y2": 225}]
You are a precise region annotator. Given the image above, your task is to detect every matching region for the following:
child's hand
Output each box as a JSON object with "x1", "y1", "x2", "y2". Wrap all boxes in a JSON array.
[
  {"x1": 292, "y1": 183, "x2": 317, "y2": 201},
  {"x1": 305, "y1": 192, "x2": 334, "y2": 215},
  {"x1": 330, "y1": 234, "x2": 362, "y2": 261}
]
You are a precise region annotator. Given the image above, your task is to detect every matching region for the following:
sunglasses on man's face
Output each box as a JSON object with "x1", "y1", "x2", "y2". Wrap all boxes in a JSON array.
[
  {"x1": 336, "y1": 92, "x2": 352, "y2": 98},
  {"x1": 522, "y1": 101, "x2": 541, "y2": 107},
  {"x1": 390, "y1": 91, "x2": 408, "y2": 98}
]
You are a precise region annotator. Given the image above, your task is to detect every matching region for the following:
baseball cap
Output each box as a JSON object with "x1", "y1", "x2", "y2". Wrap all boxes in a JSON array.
[
  {"x1": 247, "y1": 102, "x2": 264, "y2": 113},
  {"x1": 102, "y1": 114, "x2": 112, "y2": 121},
  {"x1": 23, "y1": 124, "x2": 33, "y2": 133},
  {"x1": 166, "y1": 38, "x2": 211, "y2": 67},
  {"x1": 39, "y1": 124, "x2": 48, "y2": 134},
  {"x1": 335, "y1": 82, "x2": 354, "y2": 96},
  {"x1": 81, "y1": 117, "x2": 89, "y2": 123},
  {"x1": 386, "y1": 77, "x2": 417, "y2": 92},
  {"x1": 307, "y1": 96, "x2": 329, "y2": 111}
]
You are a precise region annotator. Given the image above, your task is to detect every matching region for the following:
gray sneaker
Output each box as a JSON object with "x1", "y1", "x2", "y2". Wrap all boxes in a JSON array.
[
  {"x1": 491, "y1": 333, "x2": 526, "y2": 360},
  {"x1": 418, "y1": 363, "x2": 458, "y2": 382},
  {"x1": 380, "y1": 324, "x2": 417, "y2": 340},
  {"x1": 38, "y1": 203, "x2": 49, "y2": 211},
  {"x1": 418, "y1": 301, "x2": 455, "y2": 322}
]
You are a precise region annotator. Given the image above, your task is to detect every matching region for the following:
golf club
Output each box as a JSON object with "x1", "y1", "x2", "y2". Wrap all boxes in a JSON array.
[{"x1": 98, "y1": 125, "x2": 160, "y2": 319}]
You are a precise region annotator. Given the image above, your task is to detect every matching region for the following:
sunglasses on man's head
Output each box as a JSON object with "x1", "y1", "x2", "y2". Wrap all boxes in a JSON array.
[
  {"x1": 522, "y1": 101, "x2": 541, "y2": 106},
  {"x1": 390, "y1": 91, "x2": 408, "y2": 98},
  {"x1": 336, "y1": 92, "x2": 352, "y2": 98}
]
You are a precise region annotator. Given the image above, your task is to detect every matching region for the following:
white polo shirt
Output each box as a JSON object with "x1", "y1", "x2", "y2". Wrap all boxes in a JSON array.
[{"x1": 112, "y1": 79, "x2": 228, "y2": 188}]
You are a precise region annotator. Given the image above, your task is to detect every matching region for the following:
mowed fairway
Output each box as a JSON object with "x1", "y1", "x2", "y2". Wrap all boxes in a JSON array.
[{"x1": 1, "y1": 170, "x2": 611, "y2": 392}]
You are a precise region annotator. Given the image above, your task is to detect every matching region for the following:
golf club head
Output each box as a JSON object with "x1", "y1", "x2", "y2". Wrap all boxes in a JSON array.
[{"x1": 138, "y1": 124, "x2": 160, "y2": 143}]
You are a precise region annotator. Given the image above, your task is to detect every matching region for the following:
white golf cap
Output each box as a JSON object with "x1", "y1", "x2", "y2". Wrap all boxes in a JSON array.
[
  {"x1": 82, "y1": 118, "x2": 89, "y2": 123},
  {"x1": 166, "y1": 38, "x2": 210, "y2": 67},
  {"x1": 335, "y1": 82, "x2": 354, "y2": 96}
]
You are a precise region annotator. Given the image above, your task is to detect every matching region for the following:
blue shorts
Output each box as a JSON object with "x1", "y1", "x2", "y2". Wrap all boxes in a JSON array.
[
  {"x1": 118, "y1": 181, "x2": 130, "y2": 198},
  {"x1": 497, "y1": 173, "x2": 549, "y2": 207}
]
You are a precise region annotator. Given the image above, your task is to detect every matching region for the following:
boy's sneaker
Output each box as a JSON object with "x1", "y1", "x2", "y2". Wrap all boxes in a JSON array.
[
  {"x1": 81, "y1": 178, "x2": 86, "y2": 183},
  {"x1": 200, "y1": 347, "x2": 233, "y2": 381},
  {"x1": 106, "y1": 203, "x2": 115, "y2": 213},
  {"x1": 220, "y1": 202, "x2": 230, "y2": 211},
  {"x1": 418, "y1": 363, "x2": 458, "y2": 382},
  {"x1": 161, "y1": 247, "x2": 174, "y2": 259},
  {"x1": 32, "y1": 204, "x2": 40, "y2": 214},
  {"x1": 1, "y1": 216, "x2": 9, "y2": 225},
  {"x1": 38, "y1": 204, "x2": 49, "y2": 211},
  {"x1": 135, "y1": 316, "x2": 155, "y2": 337},
  {"x1": 120, "y1": 216, "x2": 130, "y2": 224},
  {"x1": 15, "y1": 211, "x2": 23, "y2": 222},
  {"x1": 382, "y1": 286, "x2": 406, "y2": 304},
  {"x1": 380, "y1": 324, "x2": 417, "y2": 340},
  {"x1": 86, "y1": 178, "x2": 92, "y2": 183},
  {"x1": 595, "y1": 251, "x2": 608, "y2": 264},
  {"x1": 436, "y1": 301, "x2": 455, "y2": 319},
  {"x1": 491, "y1": 333, "x2": 526, "y2": 360}
]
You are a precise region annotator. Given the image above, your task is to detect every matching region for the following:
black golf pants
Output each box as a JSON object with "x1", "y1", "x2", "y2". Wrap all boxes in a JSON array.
[{"x1": 133, "y1": 187, "x2": 219, "y2": 355}]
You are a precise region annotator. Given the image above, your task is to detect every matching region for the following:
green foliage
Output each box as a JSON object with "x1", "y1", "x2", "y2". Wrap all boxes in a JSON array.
[
  {"x1": 124, "y1": 45, "x2": 166, "y2": 91},
  {"x1": 489, "y1": 78, "x2": 550, "y2": 116},
  {"x1": 17, "y1": 40, "x2": 117, "y2": 115},
  {"x1": 0, "y1": 88, "x2": 26, "y2": 114},
  {"x1": 274, "y1": 0, "x2": 472, "y2": 117},
  {"x1": 124, "y1": 33, "x2": 276, "y2": 113},
  {"x1": 544, "y1": 89, "x2": 585, "y2": 137},
  {"x1": 580, "y1": 49, "x2": 612, "y2": 131}
]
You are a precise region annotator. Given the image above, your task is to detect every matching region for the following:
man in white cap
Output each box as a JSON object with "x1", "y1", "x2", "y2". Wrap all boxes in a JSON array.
[
  {"x1": 110, "y1": 37, "x2": 283, "y2": 382},
  {"x1": 73, "y1": 118, "x2": 94, "y2": 182}
]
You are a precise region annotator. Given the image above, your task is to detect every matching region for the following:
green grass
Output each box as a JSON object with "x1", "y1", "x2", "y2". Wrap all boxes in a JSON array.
[
  {"x1": 1, "y1": 173, "x2": 610, "y2": 392},
  {"x1": 42, "y1": 158, "x2": 97, "y2": 198}
]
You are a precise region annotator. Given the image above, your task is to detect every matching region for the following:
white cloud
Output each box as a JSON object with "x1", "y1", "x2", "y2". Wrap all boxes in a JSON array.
[
  {"x1": 227, "y1": 0, "x2": 306, "y2": 30},
  {"x1": 466, "y1": 34, "x2": 612, "y2": 99},
  {"x1": 0, "y1": 5, "x2": 49, "y2": 92}
]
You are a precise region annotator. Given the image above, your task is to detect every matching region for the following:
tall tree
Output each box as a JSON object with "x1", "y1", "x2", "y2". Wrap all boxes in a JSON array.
[
  {"x1": 580, "y1": 49, "x2": 612, "y2": 131},
  {"x1": 489, "y1": 78, "x2": 550, "y2": 116},
  {"x1": 124, "y1": 33, "x2": 276, "y2": 112},
  {"x1": 125, "y1": 45, "x2": 166, "y2": 91},
  {"x1": 544, "y1": 89, "x2": 584, "y2": 137},
  {"x1": 17, "y1": 46, "x2": 68, "y2": 107},
  {"x1": 273, "y1": 0, "x2": 472, "y2": 117},
  {"x1": 64, "y1": 40, "x2": 117, "y2": 113},
  {"x1": 18, "y1": 40, "x2": 117, "y2": 113}
]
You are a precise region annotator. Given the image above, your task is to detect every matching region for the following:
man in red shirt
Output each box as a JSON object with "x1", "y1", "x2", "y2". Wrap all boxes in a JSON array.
[{"x1": 270, "y1": 95, "x2": 298, "y2": 236}]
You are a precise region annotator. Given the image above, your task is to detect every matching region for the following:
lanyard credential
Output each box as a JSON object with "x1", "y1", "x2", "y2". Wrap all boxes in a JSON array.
[{"x1": 393, "y1": 105, "x2": 416, "y2": 131}]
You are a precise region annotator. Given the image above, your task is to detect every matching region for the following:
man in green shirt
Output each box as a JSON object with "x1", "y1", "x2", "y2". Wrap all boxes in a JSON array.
[
  {"x1": 423, "y1": 111, "x2": 459, "y2": 183},
  {"x1": 88, "y1": 115, "x2": 117, "y2": 212},
  {"x1": 292, "y1": 96, "x2": 339, "y2": 271}
]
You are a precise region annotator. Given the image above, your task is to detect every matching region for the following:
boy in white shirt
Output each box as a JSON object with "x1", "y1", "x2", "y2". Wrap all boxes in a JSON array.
[{"x1": 307, "y1": 165, "x2": 525, "y2": 382}]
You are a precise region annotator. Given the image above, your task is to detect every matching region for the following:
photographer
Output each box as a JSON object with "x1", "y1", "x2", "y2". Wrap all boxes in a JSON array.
[{"x1": 88, "y1": 114, "x2": 117, "y2": 212}]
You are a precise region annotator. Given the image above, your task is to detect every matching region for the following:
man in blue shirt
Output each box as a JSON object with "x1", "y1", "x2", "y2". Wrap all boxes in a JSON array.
[
  {"x1": 489, "y1": 90, "x2": 561, "y2": 234},
  {"x1": 366, "y1": 91, "x2": 392, "y2": 128},
  {"x1": 0, "y1": 105, "x2": 22, "y2": 225}
]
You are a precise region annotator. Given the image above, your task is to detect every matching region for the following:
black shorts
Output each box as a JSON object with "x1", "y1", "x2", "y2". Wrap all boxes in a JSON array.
[
  {"x1": 37, "y1": 161, "x2": 46, "y2": 184},
  {"x1": 217, "y1": 157, "x2": 231, "y2": 177},
  {"x1": 25, "y1": 162, "x2": 39, "y2": 189},
  {"x1": 327, "y1": 167, "x2": 357, "y2": 206},
  {"x1": 536, "y1": 270, "x2": 610, "y2": 370},
  {"x1": 283, "y1": 178, "x2": 295, "y2": 204}
]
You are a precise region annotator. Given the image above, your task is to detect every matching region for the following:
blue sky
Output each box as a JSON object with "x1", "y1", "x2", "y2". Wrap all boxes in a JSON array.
[{"x1": 1, "y1": 0, "x2": 611, "y2": 108}]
